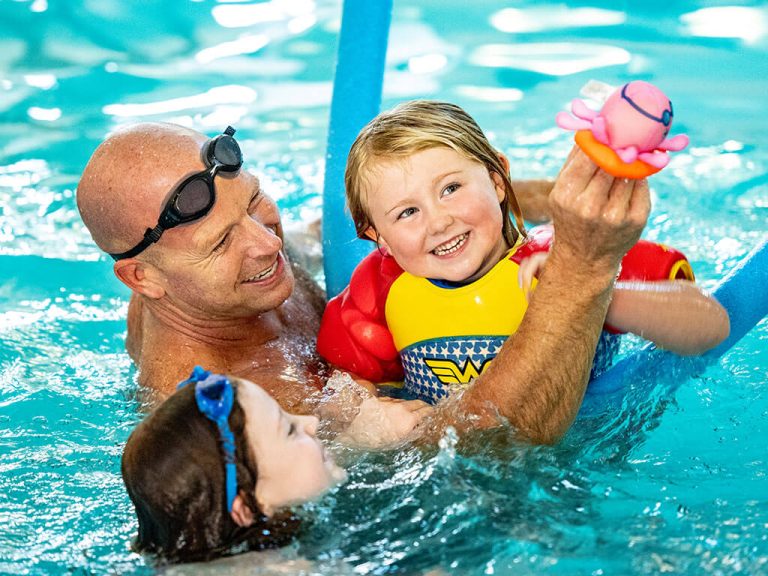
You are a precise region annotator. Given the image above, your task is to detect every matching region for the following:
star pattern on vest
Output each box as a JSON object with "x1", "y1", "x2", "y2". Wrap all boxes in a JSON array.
[{"x1": 400, "y1": 332, "x2": 620, "y2": 404}]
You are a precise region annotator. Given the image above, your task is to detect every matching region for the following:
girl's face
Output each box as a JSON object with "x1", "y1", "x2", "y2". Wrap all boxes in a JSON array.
[
  {"x1": 364, "y1": 146, "x2": 509, "y2": 284},
  {"x1": 236, "y1": 379, "x2": 347, "y2": 514}
]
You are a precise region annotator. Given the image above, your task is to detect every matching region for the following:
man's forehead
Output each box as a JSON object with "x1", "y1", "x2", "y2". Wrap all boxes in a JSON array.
[{"x1": 100, "y1": 126, "x2": 205, "y2": 183}]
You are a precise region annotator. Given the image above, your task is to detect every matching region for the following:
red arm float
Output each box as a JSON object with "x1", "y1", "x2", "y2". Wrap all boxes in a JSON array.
[
  {"x1": 509, "y1": 225, "x2": 554, "y2": 264},
  {"x1": 317, "y1": 250, "x2": 405, "y2": 382},
  {"x1": 513, "y1": 225, "x2": 694, "y2": 333},
  {"x1": 617, "y1": 240, "x2": 694, "y2": 283}
]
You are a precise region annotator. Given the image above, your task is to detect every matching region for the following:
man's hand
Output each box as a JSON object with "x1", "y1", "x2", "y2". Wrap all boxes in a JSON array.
[
  {"x1": 337, "y1": 396, "x2": 434, "y2": 449},
  {"x1": 549, "y1": 146, "x2": 650, "y2": 277},
  {"x1": 459, "y1": 148, "x2": 651, "y2": 445}
]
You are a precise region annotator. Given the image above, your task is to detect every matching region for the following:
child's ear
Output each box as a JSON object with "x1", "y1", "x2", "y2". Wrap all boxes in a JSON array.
[
  {"x1": 364, "y1": 227, "x2": 391, "y2": 256},
  {"x1": 363, "y1": 227, "x2": 378, "y2": 242},
  {"x1": 497, "y1": 152, "x2": 511, "y2": 174},
  {"x1": 230, "y1": 494, "x2": 256, "y2": 527},
  {"x1": 491, "y1": 152, "x2": 511, "y2": 204},
  {"x1": 490, "y1": 171, "x2": 507, "y2": 204}
]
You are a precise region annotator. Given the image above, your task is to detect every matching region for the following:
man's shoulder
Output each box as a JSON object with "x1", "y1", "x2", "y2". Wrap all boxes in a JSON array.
[{"x1": 137, "y1": 342, "x2": 221, "y2": 397}]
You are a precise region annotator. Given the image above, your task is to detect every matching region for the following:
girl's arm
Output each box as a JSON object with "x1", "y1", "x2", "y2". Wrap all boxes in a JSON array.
[{"x1": 607, "y1": 280, "x2": 730, "y2": 355}]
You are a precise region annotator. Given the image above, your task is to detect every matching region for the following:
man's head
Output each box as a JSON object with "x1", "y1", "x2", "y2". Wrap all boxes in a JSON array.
[{"x1": 77, "y1": 122, "x2": 295, "y2": 318}]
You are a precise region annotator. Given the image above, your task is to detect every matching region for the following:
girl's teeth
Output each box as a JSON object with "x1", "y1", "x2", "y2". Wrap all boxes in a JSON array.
[{"x1": 433, "y1": 234, "x2": 467, "y2": 256}]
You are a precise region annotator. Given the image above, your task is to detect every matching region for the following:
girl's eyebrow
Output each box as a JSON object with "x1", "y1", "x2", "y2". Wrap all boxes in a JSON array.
[
  {"x1": 431, "y1": 169, "x2": 462, "y2": 187},
  {"x1": 384, "y1": 199, "x2": 412, "y2": 216}
]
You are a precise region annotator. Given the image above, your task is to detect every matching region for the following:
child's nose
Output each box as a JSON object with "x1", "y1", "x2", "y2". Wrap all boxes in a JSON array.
[{"x1": 427, "y1": 206, "x2": 453, "y2": 235}]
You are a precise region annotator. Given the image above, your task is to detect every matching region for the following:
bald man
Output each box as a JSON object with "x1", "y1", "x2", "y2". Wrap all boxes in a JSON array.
[{"x1": 78, "y1": 123, "x2": 649, "y2": 444}]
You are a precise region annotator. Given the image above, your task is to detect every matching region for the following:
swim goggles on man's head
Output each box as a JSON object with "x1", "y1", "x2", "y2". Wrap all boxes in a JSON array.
[
  {"x1": 177, "y1": 366, "x2": 238, "y2": 513},
  {"x1": 109, "y1": 126, "x2": 243, "y2": 261},
  {"x1": 621, "y1": 83, "x2": 673, "y2": 127}
]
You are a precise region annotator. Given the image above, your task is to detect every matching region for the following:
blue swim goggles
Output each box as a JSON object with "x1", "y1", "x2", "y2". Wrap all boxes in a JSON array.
[{"x1": 178, "y1": 366, "x2": 238, "y2": 513}]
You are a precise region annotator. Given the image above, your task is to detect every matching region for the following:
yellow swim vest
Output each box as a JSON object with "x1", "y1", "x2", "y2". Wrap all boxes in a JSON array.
[{"x1": 385, "y1": 248, "x2": 533, "y2": 403}]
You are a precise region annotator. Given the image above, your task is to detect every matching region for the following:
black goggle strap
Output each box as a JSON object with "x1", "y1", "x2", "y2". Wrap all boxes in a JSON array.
[
  {"x1": 109, "y1": 225, "x2": 165, "y2": 261},
  {"x1": 109, "y1": 126, "x2": 239, "y2": 261}
]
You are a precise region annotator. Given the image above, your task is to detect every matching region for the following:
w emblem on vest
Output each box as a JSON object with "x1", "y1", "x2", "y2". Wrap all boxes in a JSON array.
[{"x1": 423, "y1": 357, "x2": 492, "y2": 385}]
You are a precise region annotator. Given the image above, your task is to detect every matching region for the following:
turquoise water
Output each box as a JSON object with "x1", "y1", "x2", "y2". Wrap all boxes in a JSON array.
[{"x1": 1, "y1": 0, "x2": 767, "y2": 573}]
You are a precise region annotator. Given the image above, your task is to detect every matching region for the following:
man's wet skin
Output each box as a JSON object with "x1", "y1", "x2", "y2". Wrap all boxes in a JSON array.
[{"x1": 78, "y1": 123, "x2": 328, "y2": 409}]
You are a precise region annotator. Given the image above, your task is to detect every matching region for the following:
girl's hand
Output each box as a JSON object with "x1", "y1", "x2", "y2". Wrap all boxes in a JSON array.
[
  {"x1": 337, "y1": 397, "x2": 434, "y2": 449},
  {"x1": 518, "y1": 252, "x2": 549, "y2": 302}
]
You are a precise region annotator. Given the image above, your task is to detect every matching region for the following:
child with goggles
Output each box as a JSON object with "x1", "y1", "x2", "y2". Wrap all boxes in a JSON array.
[{"x1": 122, "y1": 367, "x2": 426, "y2": 563}]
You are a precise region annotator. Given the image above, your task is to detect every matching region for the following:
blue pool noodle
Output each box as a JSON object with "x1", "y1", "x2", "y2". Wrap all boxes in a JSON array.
[
  {"x1": 322, "y1": 0, "x2": 393, "y2": 298},
  {"x1": 580, "y1": 238, "x2": 768, "y2": 417}
]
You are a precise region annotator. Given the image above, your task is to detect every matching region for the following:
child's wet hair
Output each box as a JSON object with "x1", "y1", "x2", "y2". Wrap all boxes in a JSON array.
[
  {"x1": 121, "y1": 379, "x2": 299, "y2": 563},
  {"x1": 345, "y1": 100, "x2": 526, "y2": 247}
]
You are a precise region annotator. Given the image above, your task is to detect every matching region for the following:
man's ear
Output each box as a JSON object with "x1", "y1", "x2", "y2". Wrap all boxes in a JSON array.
[
  {"x1": 230, "y1": 494, "x2": 256, "y2": 527},
  {"x1": 113, "y1": 259, "x2": 166, "y2": 299}
]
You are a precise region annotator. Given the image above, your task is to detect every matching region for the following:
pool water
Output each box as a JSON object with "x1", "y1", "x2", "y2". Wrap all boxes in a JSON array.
[{"x1": 1, "y1": 0, "x2": 767, "y2": 574}]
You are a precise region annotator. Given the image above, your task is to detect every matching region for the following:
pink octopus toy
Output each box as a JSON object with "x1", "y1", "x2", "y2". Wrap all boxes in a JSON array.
[{"x1": 556, "y1": 80, "x2": 689, "y2": 178}]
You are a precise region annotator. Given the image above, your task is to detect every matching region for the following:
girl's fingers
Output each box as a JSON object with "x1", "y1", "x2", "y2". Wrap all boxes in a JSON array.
[
  {"x1": 379, "y1": 397, "x2": 433, "y2": 412},
  {"x1": 518, "y1": 254, "x2": 547, "y2": 302}
]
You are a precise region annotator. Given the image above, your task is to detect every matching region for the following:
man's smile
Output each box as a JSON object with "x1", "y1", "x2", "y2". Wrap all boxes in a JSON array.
[{"x1": 243, "y1": 255, "x2": 282, "y2": 283}]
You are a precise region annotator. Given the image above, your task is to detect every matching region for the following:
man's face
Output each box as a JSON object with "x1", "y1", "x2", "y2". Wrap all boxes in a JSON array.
[{"x1": 145, "y1": 138, "x2": 295, "y2": 318}]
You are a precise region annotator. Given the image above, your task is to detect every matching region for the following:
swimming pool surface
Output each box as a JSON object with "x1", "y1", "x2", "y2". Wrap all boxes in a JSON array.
[{"x1": 1, "y1": 0, "x2": 766, "y2": 574}]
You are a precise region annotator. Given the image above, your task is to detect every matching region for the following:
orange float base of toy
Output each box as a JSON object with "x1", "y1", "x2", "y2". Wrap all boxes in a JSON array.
[{"x1": 574, "y1": 130, "x2": 662, "y2": 179}]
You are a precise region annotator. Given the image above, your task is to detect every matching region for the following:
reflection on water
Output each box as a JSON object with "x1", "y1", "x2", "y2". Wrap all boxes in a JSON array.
[
  {"x1": 681, "y1": 6, "x2": 768, "y2": 43},
  {"x1": 469, "y1": 42, "x2": 632, "y2": 76},
  {"x1": 0, "y1": 0, "x2": 767, "y2": 573}
]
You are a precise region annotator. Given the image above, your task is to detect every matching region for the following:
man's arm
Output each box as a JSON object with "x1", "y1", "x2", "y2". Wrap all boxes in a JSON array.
[
  {"x1": 512, "y1": 179, "x2": 554, "y2": 224},
  {"x1": 460, "y1": 149, "x2": 650, "y2": 444}
]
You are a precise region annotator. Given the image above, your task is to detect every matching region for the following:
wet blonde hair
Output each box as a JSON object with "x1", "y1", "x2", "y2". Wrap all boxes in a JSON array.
[{"x1": 345, "y1": 100, "x2": 526, "y2": 248}]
